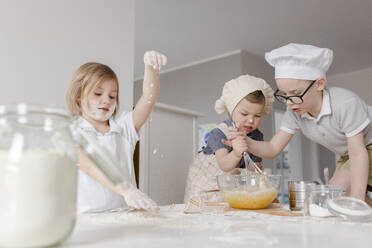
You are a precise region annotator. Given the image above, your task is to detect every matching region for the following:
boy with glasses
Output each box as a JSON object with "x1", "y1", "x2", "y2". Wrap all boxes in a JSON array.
[{"x1": 226, "y1": 43, "x2": 372, "y2": 205}]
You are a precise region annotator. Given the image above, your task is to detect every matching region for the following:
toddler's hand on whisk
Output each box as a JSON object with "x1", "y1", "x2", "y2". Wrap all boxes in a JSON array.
[
  {"x1": 221, "y1": 126, "x2": 246, "y2": 147},
  {"x1": 231, "y1": 135, "x2": 249, "y2": 157}
]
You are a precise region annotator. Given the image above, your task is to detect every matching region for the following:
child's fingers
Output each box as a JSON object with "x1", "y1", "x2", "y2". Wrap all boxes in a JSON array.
[
  {"x1": 228, "y1": 128, "x2": 245, "y2": 137},
  {"x1": 158, "y1": 54, "x2": 164, "y2": 67},
  {"x1": 161, "y1": 55, "x2": 168, "y2": 66},
  {"x1": 227, "y1": 134, "x2": 235, "y2": 140},
  {"x1": 151, "y1": 52, "x2": 159, "y2": 70},
  {"x1": 143, "y1": 51, "x2": 167, "y2": 71},
  {"x1": 221, "y1": 138, "x2": 232, "y2": 147},
  {"x1": 144, "y1": 51, "x2": 157, "y2": 69},
  {"x1": 232, "y1": 138, "x2": 249, "y2": 152},
  {"x1": 228, "y1": 127, "x2": 243, "y2": 134},
  {"x1": 156, "y1": 56, "x2": 162, "y2": 70},
  {"x1": 227, "y1": 132, "x2": 244, "y2": 140},
  {"x1": 155, "y1": 54, "x2": 167, "y2": 70},
  {"x1": 228, "y1": 133, "x2": 245, "y2": 142},
  {"x1": 153, "y1": 52, "x2": 161, "y2": 70},
  {"x1": 143, "y1": 51, "x2": 152, "y2": 65}
]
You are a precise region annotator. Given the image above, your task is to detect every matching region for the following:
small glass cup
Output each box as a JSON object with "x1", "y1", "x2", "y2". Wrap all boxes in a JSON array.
[
  {"x1": 199, "y1": 190, "x2": 226, "y2": 214},
  {"x1": 288, "y1": 180, "x2": 316, "y2": 213}
]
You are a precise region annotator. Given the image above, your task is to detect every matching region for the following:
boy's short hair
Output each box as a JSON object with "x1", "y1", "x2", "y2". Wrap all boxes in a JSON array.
[{"x1": 66, "y1": 62, "x2": 119, "y2": 117}]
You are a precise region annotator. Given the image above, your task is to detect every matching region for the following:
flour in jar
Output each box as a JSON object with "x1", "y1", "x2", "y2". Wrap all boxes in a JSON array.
[
  {"x1": 0, "y1": 149, "x2": 77, "y2": 247},
  {"x1": 309, "y1": 204, "x2": 332, "y2": 217}
]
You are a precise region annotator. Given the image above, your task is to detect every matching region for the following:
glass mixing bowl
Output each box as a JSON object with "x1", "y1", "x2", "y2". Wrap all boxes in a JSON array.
[{"x1": 217, "y1": 173, "x2": 281, "y2": 210}]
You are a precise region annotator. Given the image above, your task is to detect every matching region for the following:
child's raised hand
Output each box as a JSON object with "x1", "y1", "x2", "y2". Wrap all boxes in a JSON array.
[{"x1": 144, "y1": 51, "x2": 167, "y2": 71}]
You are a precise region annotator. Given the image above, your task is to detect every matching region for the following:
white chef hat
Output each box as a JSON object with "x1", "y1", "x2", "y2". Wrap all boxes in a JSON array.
[
  {"x1": 215, "y1": 74, "x2": 274, "y2": 116},
  {"x1": 265, "y1": 43, "x2": 333, "y2": 80}
]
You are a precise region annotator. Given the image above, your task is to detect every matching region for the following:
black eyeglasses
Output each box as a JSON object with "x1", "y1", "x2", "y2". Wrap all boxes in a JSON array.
[{"x1": 274, "y1": 80, "x2": 316, "y2": 104}]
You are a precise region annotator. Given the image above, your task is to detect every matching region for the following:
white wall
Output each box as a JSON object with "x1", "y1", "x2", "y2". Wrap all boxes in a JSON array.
[
  {"x1": 0, "y1": 0, "x2": 135, "y2": 111},
  {"x1": 327, "y1": 67, "x2": 372, "y2": 105}
]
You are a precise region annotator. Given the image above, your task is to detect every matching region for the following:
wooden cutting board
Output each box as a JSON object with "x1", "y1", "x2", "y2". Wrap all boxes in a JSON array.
[{"x1": 225, "y1": 203, "x2": 303, "y2": 217}]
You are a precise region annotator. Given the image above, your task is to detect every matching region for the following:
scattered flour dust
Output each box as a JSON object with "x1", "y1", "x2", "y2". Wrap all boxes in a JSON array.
[
  {"x1": 80, "y1": 209, "x2": 166, "y2": 226},
  {"x1": 0, "y1": 149, "x2": 77, "y2": 247},
  {"x1": 79, "y1": 206, "x2": 276, "y2": 245},
  {"x1": 80, "y1": 206, "x2": 234, "y2": 229}
]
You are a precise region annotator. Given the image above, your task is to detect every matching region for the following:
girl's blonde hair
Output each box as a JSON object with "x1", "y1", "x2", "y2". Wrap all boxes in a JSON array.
[{"x1": 66, "y1": 62, "x2": 119, "y2": 117}]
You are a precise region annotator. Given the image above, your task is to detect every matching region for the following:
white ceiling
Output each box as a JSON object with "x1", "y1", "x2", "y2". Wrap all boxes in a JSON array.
[{"x1": 134, "y1": 0, "x2": 372, "y2": 78}]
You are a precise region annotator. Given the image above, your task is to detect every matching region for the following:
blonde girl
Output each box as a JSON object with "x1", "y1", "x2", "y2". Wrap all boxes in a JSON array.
[{"x1": 66, "y1": 51, "x2": 167, "y2": 213}]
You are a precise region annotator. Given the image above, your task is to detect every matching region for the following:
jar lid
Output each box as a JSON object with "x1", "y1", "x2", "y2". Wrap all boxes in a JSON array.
[
  {"x1": 327, "y1": 196, "x2": 372, "y2": 221},
  {"x1": 309, "y1": 184, "x2": 346, "y2": 193}
]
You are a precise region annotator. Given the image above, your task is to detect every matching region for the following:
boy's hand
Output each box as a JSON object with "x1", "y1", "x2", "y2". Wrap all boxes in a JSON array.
[
  {"x1": 144, "y1": 51, "x2": 167, "y2": 71},
  {"x1": 221, "y1": 126, "x2": 246, "y2": 146},
  {"x1": 231, "y1": 135, "x2": 249, "y2": 157},
  {"x1": 221, "y1": 126, "x2": 249, "y2": 156},
  {"x1": 226, "y1": 126, "x2": 246, "y2": 140}
]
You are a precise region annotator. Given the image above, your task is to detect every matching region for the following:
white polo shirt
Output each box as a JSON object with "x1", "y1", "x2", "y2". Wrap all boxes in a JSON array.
[
  {"x1": 75, "y1": 111, "x2": 139, "y2": 213},
  {"x1": 281, "y1": 87, "x2": 372, "y2": 156}
]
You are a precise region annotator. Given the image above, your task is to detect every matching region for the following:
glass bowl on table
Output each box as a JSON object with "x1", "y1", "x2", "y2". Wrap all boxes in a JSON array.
[{"x1": 216, "y1": 173, "x2": 281, "y2": 210}]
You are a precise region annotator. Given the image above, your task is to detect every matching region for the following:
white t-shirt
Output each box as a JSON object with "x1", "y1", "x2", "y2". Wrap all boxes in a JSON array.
[
  {"x1": 280, "y1": 87, "x2": 372, "y2": 156},
  {"x1": 75, "y1": 111, "x2": 139, "y2": 213}
]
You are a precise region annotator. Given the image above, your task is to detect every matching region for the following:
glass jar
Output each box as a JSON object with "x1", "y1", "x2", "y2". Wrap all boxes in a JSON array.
[
  {"x1": 304, "y1": 184, "x2": 346, "y2": 217},
  {"x1": 0, "y1": 104, "x2": 78, "y2": 247}
]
